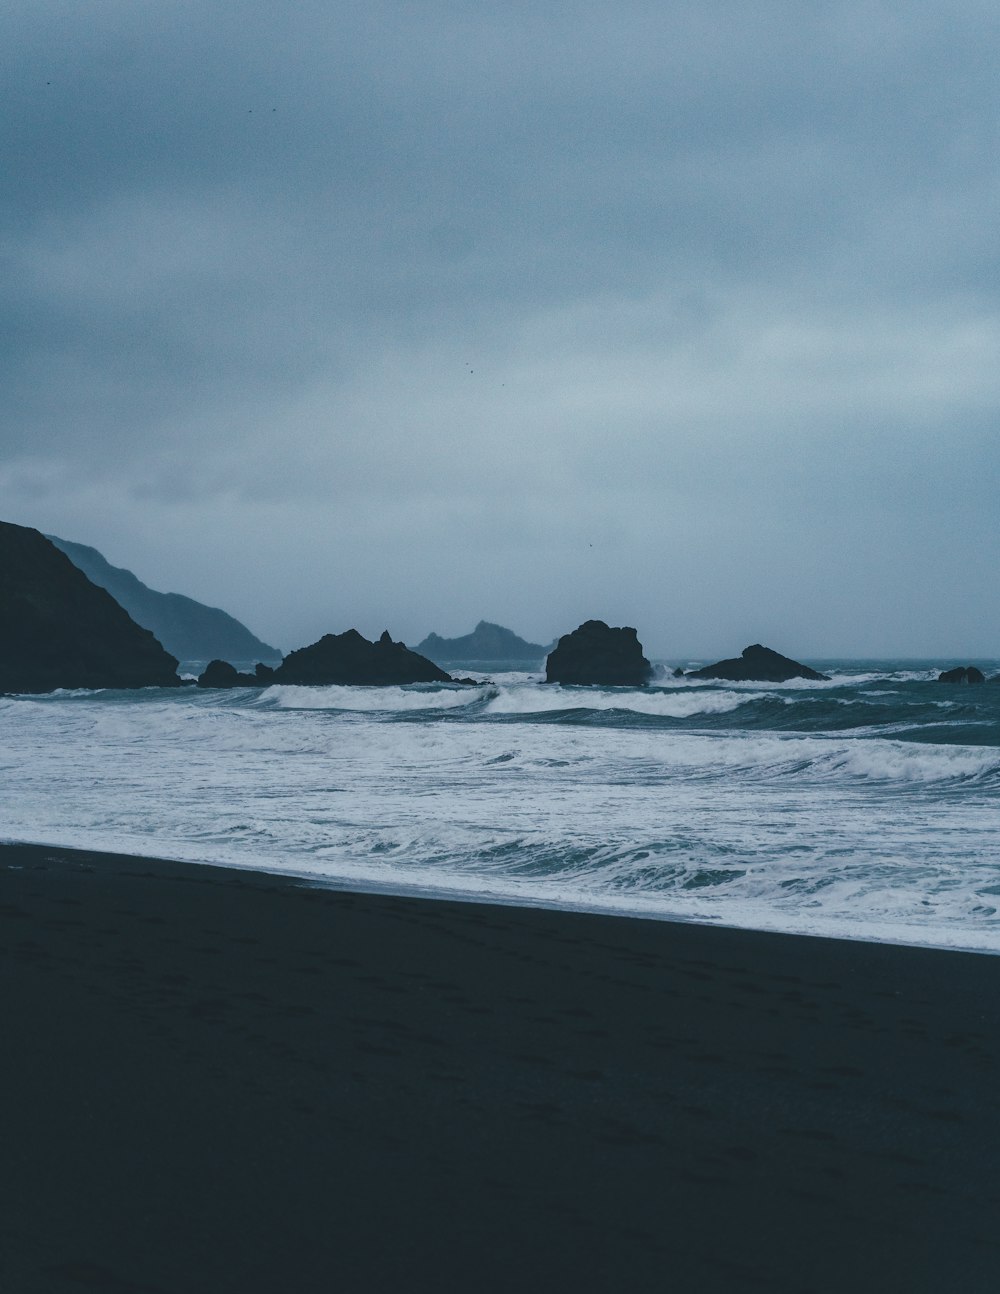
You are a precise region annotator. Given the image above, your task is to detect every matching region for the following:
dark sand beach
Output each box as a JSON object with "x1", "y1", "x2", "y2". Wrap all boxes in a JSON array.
[{"x1": 2, "y1": 842, "x2": 998, "y2": 1293}]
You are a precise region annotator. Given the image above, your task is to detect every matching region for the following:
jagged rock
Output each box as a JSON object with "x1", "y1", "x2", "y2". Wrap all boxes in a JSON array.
[
  {"x1": 937, "y1": 666, "x2": 986, "y2": 684},
  {"x1": 416, "y1": 621, "x2": 552, "y2": 663},
  {"x1": 273, "y1": 629, "x2": 452, "y2": 686},
  {"x1": 0, "y1": 520, "x2": 179, "y2": 693},
  {"x1": 545, "y1": 620, "x2": 653, "y2": 686},
  {"x1": 47, "y1": 534, "x2": 281, "y2": 664},
  {"x1": 686, "y1": 644, "x2": 829, "y2": 683}
]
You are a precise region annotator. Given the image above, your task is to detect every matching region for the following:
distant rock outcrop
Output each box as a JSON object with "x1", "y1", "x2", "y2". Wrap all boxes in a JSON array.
[
  {"x1": 937, "y1": 666, "x2": 986, "y2": 684},
  {"x1": 196, "y1": 660, "x2": 276, "y2": 688},
  {"x1": 0, "y1": 521, "x2": 180, "y2": 693},
  {"x1": 545, "y1": 620, "x2": 653, "y2": 686},
  {"x1": 272, "y1": 630, "x2": 452, "y2": 686},
  {"x1": 47, "y1": 535, "x2": 281, "y2": 664},
  {"x1": 684, "y1": 644, "x2": 829, "y2": 683},
  {"x1": 416, "y1": 621, "x2": 551, "y2": 663}
]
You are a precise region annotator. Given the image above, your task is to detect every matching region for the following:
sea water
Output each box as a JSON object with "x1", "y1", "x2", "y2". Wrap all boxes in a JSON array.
[{"x1": 2, "y1": 660, "x2": 999, "y2": 953}]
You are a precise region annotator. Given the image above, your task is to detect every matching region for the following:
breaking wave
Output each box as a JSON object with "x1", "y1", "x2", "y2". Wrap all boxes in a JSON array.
[
  {"x1": 2, "y1": 658, "x2": 1000, "y2": 952},
  {"x1": 482, "y1": 684, "x2": 761, "y2": 719},
  {"x1": 260, "y1": 683, "x2": 487, "y2": 712}
]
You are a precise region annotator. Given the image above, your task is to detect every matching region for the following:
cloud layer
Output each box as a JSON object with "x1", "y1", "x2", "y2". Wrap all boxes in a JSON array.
[{"x1": 3, "y1": 2, "x2": 999, "y2": 655}]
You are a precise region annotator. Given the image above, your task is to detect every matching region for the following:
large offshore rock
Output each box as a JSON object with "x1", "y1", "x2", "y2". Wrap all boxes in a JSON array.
[
  {"x1": 416, "y1": 621, "x2": 551, "y2": 663},
  {"x1": 196, "y1": 660, "x2": 277, "y2": 688},
  {"x1": 937, "y1": 666, "x2": 986, "y2": 684},
  {"x1": 197, "y1": 659, "x2": 254, "y2": 688},
  {"x1": 48, "y1": 534, "x2": 281, "y2": 665},
  {"x1": 684, "y1": 644, "x2": 828, "y2": 683},
  {"x1": 545, "y1": 620, "x2": 653, "y2": 686},
  {"x1": 0, "y1": 520, "x2": 180, "y2": 693},
  {"x1": 273, "y1": 629, "x2": 453, "y2": 686}
]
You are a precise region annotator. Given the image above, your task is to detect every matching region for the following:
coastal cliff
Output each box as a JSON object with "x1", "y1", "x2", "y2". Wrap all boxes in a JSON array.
[
  {"x1": 48, "y1": 535, "x2": 280, "y2": 665},
  {"x1": 0, "y1": 521, "x2": 179, "y2": 692}
]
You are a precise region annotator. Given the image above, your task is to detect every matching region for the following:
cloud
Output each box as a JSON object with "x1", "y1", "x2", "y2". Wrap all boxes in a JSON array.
[{"x1": 2, "y1": 2, "x2": 999, "y2": 654}]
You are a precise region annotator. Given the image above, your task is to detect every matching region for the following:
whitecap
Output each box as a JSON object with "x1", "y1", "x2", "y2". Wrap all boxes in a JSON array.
[
  {"x1": 483, "y1": 683, "x2": 761, "y2": 719},
  {"x1": 259, "y1": 684, "x2": 488, "y2": 712}
]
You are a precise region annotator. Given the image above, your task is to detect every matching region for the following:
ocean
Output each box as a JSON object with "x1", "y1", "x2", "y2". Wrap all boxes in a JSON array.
[{"x1": 2, "y1": 659, "x2": 999, "y2": 953}]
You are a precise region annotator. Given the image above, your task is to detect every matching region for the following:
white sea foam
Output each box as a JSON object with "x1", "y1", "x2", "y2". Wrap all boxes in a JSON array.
[
  {"x1": 827, "y1": 741, "x2": 1000, "y2": 783},
  {"x1": 261, "y1": 683, "x2": 487, "y2": 712},
  {"x1": 674, "y1": 668, "x2": 944, "y2": 690},
  {"x1": 672, "y1": 674, "x2": 839, "y2": 691},
  {"x1": 2, "y1": 674, "x2": 999, "y2": 953},
  {"x1": 483, "y1": 684, "x2": 760, "y2": 718}
]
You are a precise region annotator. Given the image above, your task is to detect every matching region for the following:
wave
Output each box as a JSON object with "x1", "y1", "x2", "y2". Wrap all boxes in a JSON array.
[
  {"x1": 593, "y1": 731, "x2": 1000, "y2": 786},
  {"x1": 4, "y1": 687, "x2": 112, "y2": 701},
  {"x1": 253, "y1": 680, "x2": 767, "y2": 721},
  {"x1": 4, "y1": 675, "x2": 1000, "y2": 954},
  {"x1": 259, "y1": 683, "x2": 488, "y2": 712},
  {"x1": 813, "y1": 738, "x2": 1000, "y2": 784},
  {"x1": 11, "y1": 675, "x2": 997, "y2": 746},
  {"x1": 482, "y1": 683, "x2": 762, "y2": 719}
]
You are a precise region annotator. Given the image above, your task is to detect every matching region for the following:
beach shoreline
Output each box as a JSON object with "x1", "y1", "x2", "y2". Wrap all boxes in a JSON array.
[
  {"x1": 3, "y1": 840, "x2": 999, "y2": 1292},
  {"x1": 6, "y1": 831, "x2": 996, "y2": 959}
]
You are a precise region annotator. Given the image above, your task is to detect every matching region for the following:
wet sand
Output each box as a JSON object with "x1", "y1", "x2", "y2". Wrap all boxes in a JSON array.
[{"x1": 2, "y1": 841, "x2": 999, "y2": 1292}]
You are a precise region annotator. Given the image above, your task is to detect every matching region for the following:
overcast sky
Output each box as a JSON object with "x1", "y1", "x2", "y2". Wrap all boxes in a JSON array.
[{"x1": 3, "y1": 1, "x2": 998, "y2": 658}]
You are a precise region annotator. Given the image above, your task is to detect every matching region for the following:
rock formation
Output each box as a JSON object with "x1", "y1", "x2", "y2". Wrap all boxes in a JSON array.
[
  {"x1": 196, "y1": 660, "x2": 277, "y2": 688},
  {"x1": 0, "y1": 521, "x2": 180, "y2": 693},
  {"x1": 416, "y1": 621, "x2": 552, "y2": 663},
  {"x1": 272, "y1": 630, "x2": 452, "y2": 686},
  {"x1": 937, "y1": 666, "x2": 986, "y2": 684},
  {"x1": 48, "y1": 535, "x2": 281, "y2": 665},
  {"x1": 683, "y1": 644, "x2": 829, "y2": 683},
  {"x1": 545, "y1": 620, "x2": 653, "y2": 686}
]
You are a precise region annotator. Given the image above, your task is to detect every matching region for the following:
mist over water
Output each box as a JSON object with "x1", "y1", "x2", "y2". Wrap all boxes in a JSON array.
[{"x1": 2, "y1": 660, "x2": 999, "y2": 953}]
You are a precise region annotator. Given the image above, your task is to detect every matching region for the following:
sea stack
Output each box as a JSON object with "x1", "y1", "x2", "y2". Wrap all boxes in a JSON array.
[
  {"x1": 196, "y1": 660, "x2": 276, "y2": 688},
  {"x1": 272, "y1": 629, "x2": 452, "y2": 686},
  {"x1": 684, "y1": 644, "x2": 828, "y2": 683},
  {"x1": 545, "y1": 620, "x2": 653, "y2": 686},
  {"x1": 0, "y1": 520, "x2": 180, "y2": 693}
]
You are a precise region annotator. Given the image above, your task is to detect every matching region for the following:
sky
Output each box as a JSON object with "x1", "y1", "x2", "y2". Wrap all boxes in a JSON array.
[{"x1": 3, "y1": 1, "x2": 999, "y2": 658}]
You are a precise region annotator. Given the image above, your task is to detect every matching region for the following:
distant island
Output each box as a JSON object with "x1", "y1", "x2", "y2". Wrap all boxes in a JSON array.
[
  {"x1": 416, "y1": 621, "x2": 552, "y2": 664},
  {"x1": 48, "y1": 535, "x2": 281, "y2": 665}
]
